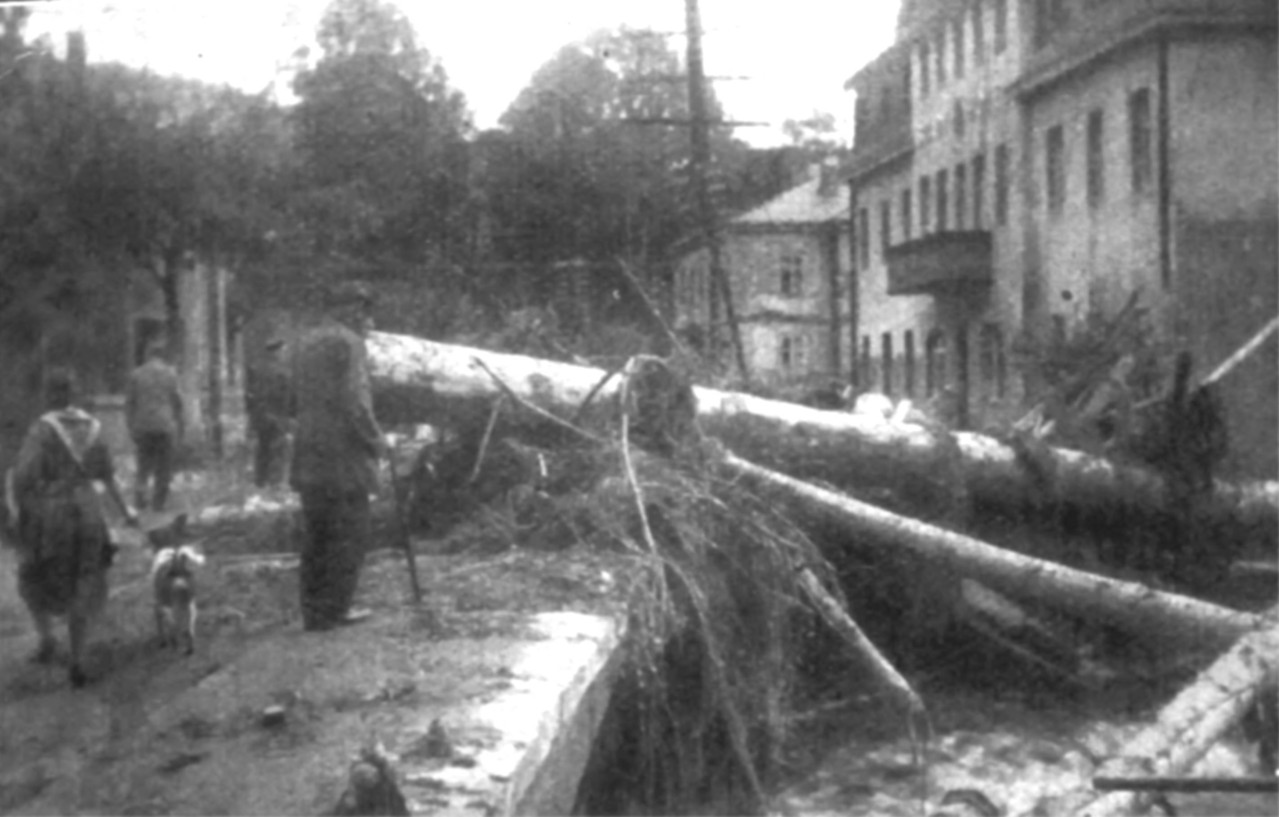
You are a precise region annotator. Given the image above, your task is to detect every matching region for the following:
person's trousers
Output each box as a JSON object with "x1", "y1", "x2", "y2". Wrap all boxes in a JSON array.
[
  {"x1": 297, "y1": 485, "x2": 369, "y2": 630},
  {"x1": 133, "y1": 431, "x2": 175, "y2": 510},
  {"x1": 252, "y1": 424, "x2": 288, "y2": 487}
]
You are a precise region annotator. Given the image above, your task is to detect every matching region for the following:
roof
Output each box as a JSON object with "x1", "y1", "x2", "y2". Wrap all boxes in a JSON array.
[{"x1": 731, "y1": 169, "x2": 849, "y2": 227}]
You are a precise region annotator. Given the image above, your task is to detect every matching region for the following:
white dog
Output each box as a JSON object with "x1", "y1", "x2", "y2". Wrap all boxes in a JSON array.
[{"x1": 150, "y1": 538, "x2": 205, "y2": 655}]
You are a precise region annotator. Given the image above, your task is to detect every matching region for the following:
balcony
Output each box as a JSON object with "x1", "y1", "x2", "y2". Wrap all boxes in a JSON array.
[{"x1": 885, "y1": 231, "x2": 993, "y2": 296}]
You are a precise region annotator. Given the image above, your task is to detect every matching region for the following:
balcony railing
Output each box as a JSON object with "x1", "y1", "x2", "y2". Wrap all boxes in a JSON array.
[{"x1": 885, "y1": 231, "x2": 992, "y2": 296}]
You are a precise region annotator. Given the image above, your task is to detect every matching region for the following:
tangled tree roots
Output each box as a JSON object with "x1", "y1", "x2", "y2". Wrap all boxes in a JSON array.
[
  {"x1": 574, "y1": 445, "x2": 841, "y2": 815},
  {"x1": 563, "y1": 359, "x2": 869, "y2": 814}
]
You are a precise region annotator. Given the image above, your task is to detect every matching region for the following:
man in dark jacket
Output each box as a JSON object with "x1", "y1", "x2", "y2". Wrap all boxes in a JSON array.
[
  {"x1": 125, "y1": 340, "x2": 184, "y2": 511},
  {"x1": 288, "y1": 281, "x2": 385, "y2": 631},
  {"x1": 246, "y1": 338, "x2": 293, "y2": 488}
]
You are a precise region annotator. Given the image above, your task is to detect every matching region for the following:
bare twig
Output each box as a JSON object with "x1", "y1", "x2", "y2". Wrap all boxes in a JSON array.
[
  {"x1": 614, "y1": 257, "x2": 689, "y2": 358},
  {"x1": 1202, "y1": 315, "x2": 1279, "y2": 388},
  {"x1": 572, "y1": 360, "x2": 627, "y2": 426},
  {"x1": 467, "y1": 396, "x2": 505, "y2": 485},
  {"x1": 664, "y1": 557, "x2": 768, "y2": 809},
  {"x1": 469, "y1": 357, "x2": 604, "y2": 445},
  {"x1": 618, "y1": 360, "x2": 660, "y2": 557},
  {"x1": 1135, "y1": 315, "x2": 1279, "y2": 411}
]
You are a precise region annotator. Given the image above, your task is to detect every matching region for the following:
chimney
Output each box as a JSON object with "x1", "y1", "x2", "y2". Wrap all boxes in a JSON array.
[
  {"x1": 817, "y1": 156, "x2": 842, "y2": 197},
  {"x1": 66, "y1": 30, "x2": 86, "y2": 78}
]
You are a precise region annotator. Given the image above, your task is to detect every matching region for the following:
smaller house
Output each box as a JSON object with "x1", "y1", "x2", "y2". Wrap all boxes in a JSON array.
[{"x1": 672, "y1": 162, "x2": 851, "y2": 388}]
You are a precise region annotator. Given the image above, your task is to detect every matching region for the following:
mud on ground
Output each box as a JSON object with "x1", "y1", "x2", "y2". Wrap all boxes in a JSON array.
[{"x1": 0, "y1": 472, "x2": 629, "y2": 817}]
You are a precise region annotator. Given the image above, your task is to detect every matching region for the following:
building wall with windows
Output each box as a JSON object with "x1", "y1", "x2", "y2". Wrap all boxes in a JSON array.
[
  {"x1": 848, "y1": 0, "x2": 1277, "y2": 472},
  {"x1": 672, "y1": 167, "x2": 851, "y2": 388}
]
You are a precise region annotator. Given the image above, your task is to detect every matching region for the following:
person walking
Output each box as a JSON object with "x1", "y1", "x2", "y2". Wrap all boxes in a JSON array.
[
  {"x1": 125, "y1": 340, "x2": 184, "y2": 511},
  {"x1": 11, "y1": 368, "x2": 137, "y2": 686},
  {"x1": 245, "y1": 337, "x2": 293, "y2": 488},
  {"x1": 288, "y1": 281, "x2": 385, "y2": 631}
]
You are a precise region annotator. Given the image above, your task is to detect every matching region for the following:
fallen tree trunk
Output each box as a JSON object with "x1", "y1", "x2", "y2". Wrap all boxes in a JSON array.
[
  {"x1": 1074, "y1": 622, "x2": 1279, "y2": 816},
  {"x1": 719, "y1": 452, "x2": 1266, "y2": 651},
  {"x1": 366, "y1": 332, "x2": 1278, "y2": 552}
]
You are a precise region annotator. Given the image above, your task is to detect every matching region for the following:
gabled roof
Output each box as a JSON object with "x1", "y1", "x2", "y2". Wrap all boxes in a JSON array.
[{"x1": 731, "y1": 170, "x2": 849, "y2": 227}]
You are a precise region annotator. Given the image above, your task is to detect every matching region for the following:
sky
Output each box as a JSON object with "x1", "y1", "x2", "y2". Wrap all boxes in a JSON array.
[{"x1": 22, "y1": 0, "x2": 900, "y2": 148}]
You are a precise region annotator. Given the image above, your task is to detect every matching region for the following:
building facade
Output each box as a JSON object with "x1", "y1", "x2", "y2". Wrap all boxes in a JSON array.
[
  {"x1": 847, "y1": 0, "x2": 1277, "y2": 474},
  {"x1": 673, "y1": 165, "x2": 852, "y2": 390}
]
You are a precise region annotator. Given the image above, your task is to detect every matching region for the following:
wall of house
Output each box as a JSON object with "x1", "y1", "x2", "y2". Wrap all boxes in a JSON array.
[
  {"x1": 672, "y1": 226, "x2": 850, "y2": 388},
  {"x1": 1022, "y1": 39, "x2": 1164, "y2": 329},
  {"x1": 1167, "y1": 31, "x2": 1278, "y2": 477},
  {"x1": 851, "y1": 0, "x2": 1029, "y2": 421},
  {"x1": 851, "y1": 163, "x2": 936, "y2": 401},
  {"x1": 722, "y1": 229, "x2": 844, "y2": 387}
]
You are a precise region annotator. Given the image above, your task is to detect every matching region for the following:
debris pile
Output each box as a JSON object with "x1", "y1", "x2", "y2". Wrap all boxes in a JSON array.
[{"x1": 360, "y1": 327, "x2": 1277, "y2": 814}]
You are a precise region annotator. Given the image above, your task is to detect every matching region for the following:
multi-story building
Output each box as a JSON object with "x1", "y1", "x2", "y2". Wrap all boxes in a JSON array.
[
  {"x1": 847, "y1": 0, "x2": 1277, "y2": 475},
  {"x1": 673, "y1": 163, "x2": 851, "y2": 389}
]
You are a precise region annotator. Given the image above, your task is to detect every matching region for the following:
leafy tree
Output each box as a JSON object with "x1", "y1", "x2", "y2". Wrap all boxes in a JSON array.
[
  {"x1": 781, "y1": 110, "x2": 847, "y2": 155},
  {"x1": 487, "y1": 26, "x2": 808, "y2": 283},
  {"x1": 287, "y1": 0, "x2": 471, "y2": 273}
]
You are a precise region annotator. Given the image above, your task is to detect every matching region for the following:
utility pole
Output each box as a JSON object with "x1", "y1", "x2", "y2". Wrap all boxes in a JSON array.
[{"x1": 684, "y1": 0, "x2": 751, "y2": 386}]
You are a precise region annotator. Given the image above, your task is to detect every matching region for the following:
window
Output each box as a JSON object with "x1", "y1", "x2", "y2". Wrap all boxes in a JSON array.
[
  {"x1": 1046, "y1": 124, "x2": 1065, "y2": 214},
  {"x1": 901, "y1": 188, "x2": 913, "y2": 241},
  {"x1": 860, "y1": 335, "x2": 872, "y2": 389},
  {"x1": 979, "y1": 323, "x2": 1006, "y2": 398},
  {"x1": 857, "y1": 207, "x2": 870, "y2": 269},
  {"x1": 973, "y1": 2, "x2": 986, "y2": 65},
  {"x1": 919, "y1": 41, "x2": 931, "y2": 97},
  {"x1": 953, "y1": 100, "x2": 966, "y2": 139},
  {"x1": 1035, "y1": 0, "x2": 1068, "y2": 49},
  {"x1": 955, "y1": 163, "x2": 968, "y2": 229},
  {"x1": 936, "y1": 30, "x2": 947, "y2": 86},
  {"x1": 925, "y1": 330, "x2": 948, "y2": 397},
  {"x1": 780, "y1": 335, "x2": 809, "y2": 370},
  {"x1": 779, "y1": 253, "x2": 804, "y2": 296},
  {"x1": 1129, "y1": 88, "x2": 1153, "y2": 195},
  {"x1": 994, "y1": 0, "x2": 1007, "y2": 54},
  {"x1": 995, "y1": 143, "x2": 1010, "y2": 225},
  {"x1": 920, "y1": 176, "x2": 932, "y2": 233},
  {"x1": 881, "y1": 332, "x2": 894, "y2": 395},
  {"x1": 1087, "y1": 108, "x2": 1105, "y2": 209},
  {"x1": 953, "y1": 16, "x2": 965, "y2": 79},
  {"x1": 972, "y1": 153, "x2": 986, "y2": 228},
  {"x1": 936, "y1": 169, "x2": 949, "y2": 231},
  {"x1": 880, "y1": 200, "x2": 892, "y2": 255},
  {"x1": 904, "y1": 330, "x2": 916, "y2": 396}
]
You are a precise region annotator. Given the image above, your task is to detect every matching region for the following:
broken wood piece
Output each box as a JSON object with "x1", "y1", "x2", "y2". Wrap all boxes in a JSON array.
[
  {"x1": 1092, "y1": 776, "x2": 1279, "y2": 793},
  {"x1": 797, "y1": 568, "x2": 925, "y2": 719},
  {"x1": 720, "y1": 452, "x2": 1266, "y2": 651},
  {"x1": 365, "y1": 332, "x2": 1278, "y2": 554},
  {"x1": 469, "y1": 356, "x2": 603, "y2": 445},
  {"x1": 466, "y1": 397, "x2": 504, "y2": 485},
  {"x1": 1074, "y1": 624, "x2": 1279, "y2": 816},
  {"x1": 1201, "y1": 315, "x2": 1279, "y2": 388}
]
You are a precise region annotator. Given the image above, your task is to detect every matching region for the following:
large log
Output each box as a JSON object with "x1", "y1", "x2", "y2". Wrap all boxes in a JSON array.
[
  {"x1": 1074, "y1": 623, "x2": 1279, "y2": 816},
  {"x1": 720, "y1": 453, "x2": 1265, "y2": 651},
  {"x1": 366, "y1": 332, "x2": 1278, "y2": 548}
]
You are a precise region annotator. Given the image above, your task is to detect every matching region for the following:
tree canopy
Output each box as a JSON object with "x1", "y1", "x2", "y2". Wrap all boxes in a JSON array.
[{"x1": 286, "y1": 0, "x2": 471, "y2": 271}]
